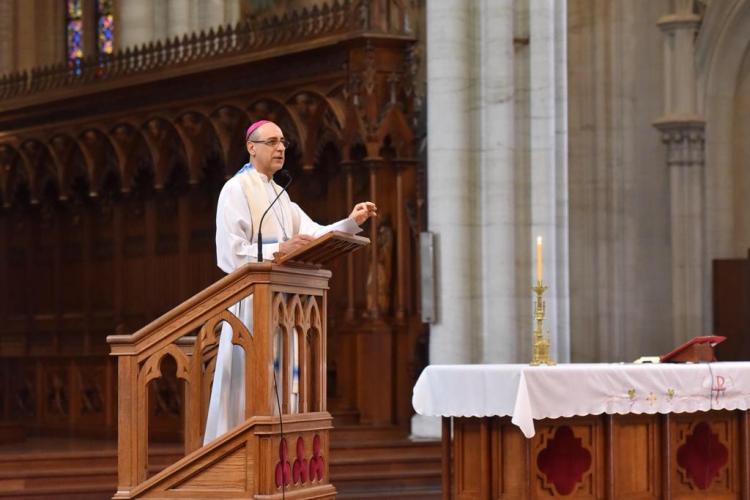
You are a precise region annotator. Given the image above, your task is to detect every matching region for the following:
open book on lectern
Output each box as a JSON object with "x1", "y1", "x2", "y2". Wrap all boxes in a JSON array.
[{"x1": 273, "y1": 231, "x2": 370, "y2": 267}]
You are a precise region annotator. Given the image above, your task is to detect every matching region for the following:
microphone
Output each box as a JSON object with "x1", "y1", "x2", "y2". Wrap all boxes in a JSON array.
[{"x1": 257, "y1": 170, "x2": 293, "y2": 263}]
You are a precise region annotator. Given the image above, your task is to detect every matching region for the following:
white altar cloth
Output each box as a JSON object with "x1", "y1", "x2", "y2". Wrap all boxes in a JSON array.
[{"x1": 412, "y1": 362, "x2": 750, "y2": 438}]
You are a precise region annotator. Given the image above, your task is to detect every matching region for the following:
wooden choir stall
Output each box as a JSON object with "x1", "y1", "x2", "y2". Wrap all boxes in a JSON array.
[
  {"x1": 414, "y1": 362, "x2": 750, "y2": 499},
  {"x1": 107, "y1": 232, "x2": 368, "y2": 499}
]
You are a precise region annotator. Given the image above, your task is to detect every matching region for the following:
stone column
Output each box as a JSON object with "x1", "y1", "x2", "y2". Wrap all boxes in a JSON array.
[
  {"x1": 528, "y1": 0, "x2": 570, "y2": 362},
  {"x1": 119, "y1": 0, "x2": 155, "y2": 49},
  {"x1": 14, "y1": 0, "x2": 64, "y2": 70},
  {"x1": 553, "y1": 0, "x2": 570, "y2": 361},
  {"x1": 202, "y1": 0, "x2": 227, "y2": 31},
  {"x1": 0, "y1": 0, "x2": 15, "y2": 74},
  {"x1": 153, "y1": 0, "x2": 169, "y2": 42},
  {"x1": 168, "y1": 0, "x2": 191, "y2": 39},
  {"x1": 477, "y1": 0, "x2": 517, "y2": 364},
  {"x1": 418, "y1": 0, "x2": 572, "y2": 438},
  {"x1": 568, "y1": 0, "x2": 673, "y2": 363},
  {"x1": 654, "y1": 1, "x2": 705, "y2": 346},
  {"x1": 425, "y1": 0, "x2": 570, "y2": 367},
  {"x1": 426, "y1": 0, "x2": 478, "y2": 366},
  {"x1": 225, "y1": 0, "x2": 241, "y2": 26}
]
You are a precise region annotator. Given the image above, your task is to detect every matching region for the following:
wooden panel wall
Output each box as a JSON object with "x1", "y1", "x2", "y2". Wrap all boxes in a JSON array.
[
  {"x1": 0, "y1": 8, "x2": 423, "y2": 437},
  {"x1": 0, "y1": 174, "x2": 222, "y2": 437},
  {"x1": 449, "y1": 411, "x2": 750, "y2": 500}
]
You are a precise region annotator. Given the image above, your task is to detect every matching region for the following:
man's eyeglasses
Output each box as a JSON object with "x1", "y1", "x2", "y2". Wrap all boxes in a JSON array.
[{"x1": 249, "y1": 138, "x2": 289, "y2": 148}]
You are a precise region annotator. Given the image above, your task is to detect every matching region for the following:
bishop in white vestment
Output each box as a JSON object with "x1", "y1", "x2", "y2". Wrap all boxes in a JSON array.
[{"x1": 204, "y1": 120, "x2": 376, "y2": 443}]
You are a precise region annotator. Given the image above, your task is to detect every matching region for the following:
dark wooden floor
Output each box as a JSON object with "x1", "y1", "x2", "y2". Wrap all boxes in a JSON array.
[{"x1": 0, "y1": 426, "x2": 441, "y2": 499}]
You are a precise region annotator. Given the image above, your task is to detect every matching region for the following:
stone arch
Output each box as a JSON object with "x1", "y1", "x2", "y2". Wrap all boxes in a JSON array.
[{"x1": 697, "y1": 0, "x2": 750, "y2": 261}]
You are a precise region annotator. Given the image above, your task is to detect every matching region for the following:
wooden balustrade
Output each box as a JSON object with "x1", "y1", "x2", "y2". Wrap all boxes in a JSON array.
[{"x1": 0, "y1": 0, "x2": 411, "y2": 102}]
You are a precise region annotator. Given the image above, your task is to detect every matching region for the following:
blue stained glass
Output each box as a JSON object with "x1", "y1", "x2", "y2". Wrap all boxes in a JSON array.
[
  {"x1": 66, "y1": 0, "x2": 83, "y2": 69},
  {"x1": 97, "y1": 0, "x2": 114, "y2": 55}
]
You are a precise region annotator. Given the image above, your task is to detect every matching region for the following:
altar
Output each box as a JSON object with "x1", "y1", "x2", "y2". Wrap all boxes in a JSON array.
[{"x1": 413, "y1": 362, "x2": 750, "y2": 499}]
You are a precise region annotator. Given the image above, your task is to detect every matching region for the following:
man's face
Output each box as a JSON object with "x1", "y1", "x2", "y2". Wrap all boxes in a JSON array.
[{"x1": 247, "y1": 122, "x2": 286, "y2": 175}]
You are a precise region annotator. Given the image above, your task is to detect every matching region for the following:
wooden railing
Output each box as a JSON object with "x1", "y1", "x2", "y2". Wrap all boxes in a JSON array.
[
  {"x1": 0, "y1": 0, "x2": 412, "y2": 101},
  {"x1": 106, "y1": 262, "x2": 332, "y2": 496}
]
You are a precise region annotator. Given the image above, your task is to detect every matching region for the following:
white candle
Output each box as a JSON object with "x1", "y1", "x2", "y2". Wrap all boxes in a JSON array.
[{"x1": 536, "y1": 236, "x2": 543, "y2": 283}]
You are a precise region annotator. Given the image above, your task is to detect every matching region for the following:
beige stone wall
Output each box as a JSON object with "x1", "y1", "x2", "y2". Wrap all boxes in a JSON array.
[
  {"x1": 0, "y1": 0, "x2": 15, "y2": 74},
  {"x1": 731, "y1": 52, "x2": 750, "y2": 250},
  {"x1": 119, "y1": 0, "x2": 241, "y2": 50},
  {"x1": 567, "y1": 0, "x2": 673, "y2": 362},
  {"x1": 698, "y1": 0, "x2": 750, "y2": 331},
  {"x1": 1, "y1": 0, "x2": 65, "y2": 73}
]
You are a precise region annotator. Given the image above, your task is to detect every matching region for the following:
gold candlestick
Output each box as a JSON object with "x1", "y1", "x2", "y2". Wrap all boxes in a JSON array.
[{"x1": 530, "y1": 280, "x2": 555, "y2": 366}]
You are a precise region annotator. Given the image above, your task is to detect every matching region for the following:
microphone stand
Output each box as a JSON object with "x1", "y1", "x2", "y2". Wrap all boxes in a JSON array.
[{"x1": 257, "y1": 170, "x2": 293, "y2": 262}]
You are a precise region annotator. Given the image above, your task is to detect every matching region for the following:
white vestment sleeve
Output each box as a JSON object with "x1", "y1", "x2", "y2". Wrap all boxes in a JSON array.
[
  {"x1": 292, "y1": 201, "x2": 362, "y2": 237},
  {"x1": 215, "y1": 179, "x2": 279, "y2": 272}
]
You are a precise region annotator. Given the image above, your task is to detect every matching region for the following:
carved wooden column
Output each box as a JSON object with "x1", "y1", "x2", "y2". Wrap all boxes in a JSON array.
[
  {"x1": 342, "y1": 161, "x2": 355, "y2": 321},
  {"x1": 83, "y1": 204, "x2": 94, "y2": 353},
  {"x1": 52, "y1": 201, "x2": 62, "y2": 353},
  {"x1": 394, "y1": 159, "x2": 418, "y2": 321},
  {"x1": 0, "y1": 212, "x2": 6, "y2": 341},
  {"x1": 112, "y1": 202, "x2": 123, "y2": 341},
  {"x1": 358, "y1": 156, "x2": 394, "y2": 424},
  {"x1": 365, "y1": 157, "x2": 382, "y2": 320},
  {"x1": 178, "y1": 193, "x2": 190, "y2": 300},
  {"x1": 654, "y1": 1, "x2": 705, "y2": 345},
  {"x1": 145, "y1": 198, "x2": 157, "y2": 320}
]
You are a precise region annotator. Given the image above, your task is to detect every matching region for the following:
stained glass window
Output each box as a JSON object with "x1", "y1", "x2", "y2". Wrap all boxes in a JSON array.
[
  {"x1": 96, "y1": 0, "x2": 114, "y2": 55},
  {"x1": 66, "y1": 0, "x2": 84, "y2": 65}
]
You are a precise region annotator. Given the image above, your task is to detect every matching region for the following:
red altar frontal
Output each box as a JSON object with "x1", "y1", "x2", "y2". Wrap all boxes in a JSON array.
[{"x1": 414, "y1": 363, "x2": 750, "y2": 499}]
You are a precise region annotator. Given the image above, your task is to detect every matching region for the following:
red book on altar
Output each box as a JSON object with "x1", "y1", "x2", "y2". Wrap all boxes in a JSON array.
[{"x1": 660, "y1": 335, "x2": 726, "y2": 363}]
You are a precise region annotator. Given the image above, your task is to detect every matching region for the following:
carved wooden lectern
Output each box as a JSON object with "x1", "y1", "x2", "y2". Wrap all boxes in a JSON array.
[{"x1": 107, "y1": 232, "x2": 369, "y2": 499}]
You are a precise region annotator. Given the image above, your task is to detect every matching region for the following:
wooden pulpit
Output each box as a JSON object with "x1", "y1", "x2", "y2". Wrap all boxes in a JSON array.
[{"x1": 107, "y1": 231, "x2": 369, "y2": 499}]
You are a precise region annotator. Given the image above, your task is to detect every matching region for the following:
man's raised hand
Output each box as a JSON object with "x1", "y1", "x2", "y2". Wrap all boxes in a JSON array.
[{"x1": 349, "y1": 201, "x2": 377, "y2": 225}]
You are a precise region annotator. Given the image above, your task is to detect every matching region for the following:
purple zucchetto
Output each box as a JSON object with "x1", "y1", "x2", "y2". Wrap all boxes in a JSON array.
[{"x1": 245, "y1": 120, "x2": 270, "y2": 141}]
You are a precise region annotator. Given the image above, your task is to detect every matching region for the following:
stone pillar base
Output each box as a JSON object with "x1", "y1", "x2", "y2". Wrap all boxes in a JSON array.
[{"x1": 410, "y1": 414, "x2": 442, "y2": 439}]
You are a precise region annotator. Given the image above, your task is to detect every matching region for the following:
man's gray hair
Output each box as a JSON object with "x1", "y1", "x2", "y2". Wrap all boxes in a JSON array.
[{"x1": 248, "y1": 127, "x2": 263, "y2": 142}]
